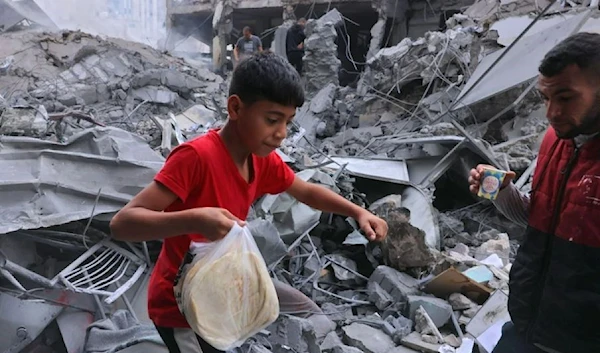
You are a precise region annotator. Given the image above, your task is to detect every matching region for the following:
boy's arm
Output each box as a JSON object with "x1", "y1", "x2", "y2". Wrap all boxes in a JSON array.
[
  {"x1": 110, "y1": 145, "x2": 244, "y2": 242},
  {"x1": 287, "y1": 177, "x2": 388, "y2": 241},
  {"x1": 109, "y1": 182, "x2": 243, "y2": 242}
]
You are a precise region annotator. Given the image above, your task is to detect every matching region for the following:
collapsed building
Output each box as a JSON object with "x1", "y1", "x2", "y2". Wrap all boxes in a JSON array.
[{"x1": 1, "y1": 1, "x2": 600, "y2": 353}]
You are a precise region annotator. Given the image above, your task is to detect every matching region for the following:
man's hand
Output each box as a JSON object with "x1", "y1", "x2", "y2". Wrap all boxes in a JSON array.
[
  {"x1": 356, "y1": 210, "x2": 388, "y2": 242},
  {"x1": 194, "y1": 207, "x2": 246, "y2": 241},
  {"x1": 468, "y1": 164, "x2": 516, "y2": 194}
]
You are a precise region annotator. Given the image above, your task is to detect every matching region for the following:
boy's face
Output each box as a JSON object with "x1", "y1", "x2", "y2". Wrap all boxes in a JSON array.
[{"x1": 228, "y1": 97, "x2": 296, "y2": 157}]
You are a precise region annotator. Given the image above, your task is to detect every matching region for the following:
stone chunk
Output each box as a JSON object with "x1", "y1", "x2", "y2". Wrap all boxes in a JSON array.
[
  {"x1": 385, "y1": 315, "x2": 413, "y2": 343},
  {"x1": 333, "y1": 346, "x2": 364, "y2": 353},
  {"x1": 369, "y1": 266, "x2": 420, "y2": 303},
  {"x1": 448, "y1": 293, "x2": 476, "y2": 311},
  {"x1": 267, "y1": 316, "x2": 320, "y2": 353},
  {"x1": 381, "y1": 210, "x2": 435, "y2": 270},
  {"x1": 367, "y1": 281, "x2": 393, "y2": 310},
  {"x1": 321, "y1": 331, "x2": 344, "y2": 352},
  {"x1": 407, "y1": 296, "x2": 452, "y2": 328},
  {"x1": 342, "y1": 323, "x2": 395, "y2": 353},
  {"x1": 401, "y1": 332, "x2": 441, "y2": 353}
]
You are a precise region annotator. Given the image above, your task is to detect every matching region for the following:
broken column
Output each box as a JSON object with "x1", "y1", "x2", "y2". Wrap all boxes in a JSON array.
[
  {"x1": 303, "y1": 9, "x2": 343, "y2": 96},
  {"x1": 367, "y1": 0, "x2": 387, "y2": 60},
  {"x1": 212, "y1": 0, "x2": 233, "y2": 72}
]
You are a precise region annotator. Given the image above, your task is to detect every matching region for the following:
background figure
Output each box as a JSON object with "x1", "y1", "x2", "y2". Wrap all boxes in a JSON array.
[
  {"x1": 234, "y1": 26, "x2": 262, "y2": 65},
  {"x1": 286, "y1": 18, "x2": 306, "y2": 75}
]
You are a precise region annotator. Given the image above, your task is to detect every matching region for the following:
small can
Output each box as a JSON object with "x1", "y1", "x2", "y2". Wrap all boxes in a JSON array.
[{"x1": 477, "y1": 167, "x2": 507, "y2": 201}]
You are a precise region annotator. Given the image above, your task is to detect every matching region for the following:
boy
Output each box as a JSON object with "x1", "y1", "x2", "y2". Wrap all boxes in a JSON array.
[{"x1": 110, "y1": 52, "x2": 388, "y2": 353}]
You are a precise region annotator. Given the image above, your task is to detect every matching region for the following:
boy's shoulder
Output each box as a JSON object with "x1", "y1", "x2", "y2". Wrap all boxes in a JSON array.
[{"x1": 170, "y1": 130, "x2": 223, "y2": 160}]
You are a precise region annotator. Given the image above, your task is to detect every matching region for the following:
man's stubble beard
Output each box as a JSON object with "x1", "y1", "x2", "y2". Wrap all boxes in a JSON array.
[{"x1": 556, "y1": 92, "x2": 600, "y2": 139}]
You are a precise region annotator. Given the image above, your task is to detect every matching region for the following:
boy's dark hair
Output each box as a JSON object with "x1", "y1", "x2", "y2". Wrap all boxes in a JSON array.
[
  {"x1": 229, "y1": 52, "x2": 305, "y2": 108},
  {"x1": 539, "y1": 32, "x2": 600, "y2": 78},
  {"x1": 243, "y1": 26, "x2": 251, "y2": 32}
]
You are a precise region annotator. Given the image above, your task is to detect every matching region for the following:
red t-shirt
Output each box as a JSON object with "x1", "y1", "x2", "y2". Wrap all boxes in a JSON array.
[{"x1": 148, "y1": 130, "x2": 296, "y2": 328}]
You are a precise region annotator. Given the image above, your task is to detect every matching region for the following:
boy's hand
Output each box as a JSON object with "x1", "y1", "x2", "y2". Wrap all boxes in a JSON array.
[
  {"x1": 194, "y1": 207, "x2": 246, "y2": 241},
  {"x1": 356, "y1": 211, "x2": 388, "y2": 242}
]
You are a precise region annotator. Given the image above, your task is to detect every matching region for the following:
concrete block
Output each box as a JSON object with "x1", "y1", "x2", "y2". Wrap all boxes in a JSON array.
[
  {"x1": 407, "y1": 296, "x2": 452, "y2": 328},
  {"x1": 369, "y1": 266, "x2": 420, "y2": 303},
  {"x1": 342, "y1": 323, "x2": 395, "y2": 353},
  {"x1": 321, "y1": 331, "x2": 344, "y2": 352},
  {"x1": 401, "y1": 332, "x2": 441, "y2": 353},
  {"x1": 367, "y1": 281, "x2": 393, "y2": 310},
  {"x1": 267, "y1": 316, "x2": 320, "y2": 353}
]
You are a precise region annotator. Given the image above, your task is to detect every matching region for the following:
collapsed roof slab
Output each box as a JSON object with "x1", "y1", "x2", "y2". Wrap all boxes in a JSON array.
[{"x1": 453, "y1": 10, "x2": 594, "y2": 110}]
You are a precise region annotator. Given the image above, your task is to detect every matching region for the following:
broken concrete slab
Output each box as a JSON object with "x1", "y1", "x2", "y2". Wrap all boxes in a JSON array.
[
  {"x1": 448, "y1": 293, "x2": 477, "y2": 311},
  {"x1": 132, "y1": 86, "x2": 178, "y2": 104},
  {"x1": 401, "y1": 332, "x2": 441, "y2": 353},
  {"x1": 0, "y1": 126, "x2": 164, "y2": 235},
  {"x1": 407, "y1": 296, "x2": 453, "y2": 328},
  {"x1": 321, "y1": 331, "x2": 344, "y2": 352},
  {"x1": 385, "y1": 346, "x2": 419, "y2": 353},
  {"x1": 414, "y1": 306, "x2": 444, "y2": 343},
  {"x1": 267, "y1": 316, "x2": 320, "y2": 353},
  {"x1": 307, "y1": 314, "x2": 337, "y2": 344},
  {"x1": 385, "y1": 315, "x2": 413, "y2": 343},
  {"x1": 342, "y1": 323, "x2": 396, "y2": 353},
  {"x1": 454, "y1": 10, "x2": 591, "y2": 108},
  {"x1": 473, "y1": 234, "x2": 510, "y2": 265},
  {"x1": 368, "y1": 281, "x2": 393, "y2": 310},
  {"x1": 310, "y1": 83, "x2": 337, "y2": 114},
  {"x1": 369, "y1": 265, "x2": 421, "y2": 303}
]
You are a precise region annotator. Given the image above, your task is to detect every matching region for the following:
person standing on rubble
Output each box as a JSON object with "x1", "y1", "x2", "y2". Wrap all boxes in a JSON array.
[
  {"x1": 468, "y1": 32, "x2": 600, "y2": 353},
  {"x1": 286, "y1": 18, "x2": 307, "y2": 75},
  {"x1": 109, "y1": 52, "x2": 388, "y2": 353},
  {"x1": 233, "y1": 26, "x2": 262, "y2": 66}
]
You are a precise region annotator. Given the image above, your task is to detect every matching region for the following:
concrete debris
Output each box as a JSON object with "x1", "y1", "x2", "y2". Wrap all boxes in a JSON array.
[
  {"x1": 303, "y1": 10, "x2": 343, "y2": 96},
  {"x1": 342, "y1": 323, "x2": 395, "y2": 353},
  {"x1": 5, "y1": 0, "x2": 583, "y2": 351},
  {"x1": 267, "y1": 316, "x2": 320, "y2": 353},
  {"x1": 407, "y1": 296, "x2": 453, "y2": 329},
  {"x1": 321, "y1": 331, "x2": 344, "y2": 352},
  {"x1": 448, "y1": 293, "x2": 477, "y2": 311}
]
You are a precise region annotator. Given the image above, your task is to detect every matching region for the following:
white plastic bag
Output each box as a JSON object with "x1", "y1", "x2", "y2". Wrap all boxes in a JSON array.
[{"x1": 173, "y1": 223, "x2": 280, "y2": 351}]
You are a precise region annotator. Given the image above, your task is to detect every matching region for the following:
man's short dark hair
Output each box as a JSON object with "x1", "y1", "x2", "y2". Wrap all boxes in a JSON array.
[
  {"x1": 229, "y1": 52, "x2": 305, "y2": 108},
  {"x1": 539, "y1": 32, "x2": 600, "y2": 78},
  {"x1": 243, "y1": 26, "x2": 251, "y2": 33}
]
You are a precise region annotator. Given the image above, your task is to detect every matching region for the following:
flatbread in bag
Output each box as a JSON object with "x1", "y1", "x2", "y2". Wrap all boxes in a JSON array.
[{"x1": 174, "y1": 224, "x2": 279, "y2": 351}]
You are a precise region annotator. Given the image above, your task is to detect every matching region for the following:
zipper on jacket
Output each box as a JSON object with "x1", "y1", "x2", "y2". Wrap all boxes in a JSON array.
[{"x1": 526, "y1": 143, "x2": 580, "y2": 343}]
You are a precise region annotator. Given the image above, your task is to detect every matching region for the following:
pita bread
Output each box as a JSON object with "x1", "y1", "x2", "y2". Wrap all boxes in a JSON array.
[{"x1": 181, "y1": 240, "x2": 279, "y2": 350}]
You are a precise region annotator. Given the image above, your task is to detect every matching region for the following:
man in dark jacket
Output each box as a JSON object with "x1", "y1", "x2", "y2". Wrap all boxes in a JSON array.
[
  {"x1": 286, "y1": 18, "x2": 306, "y2": 75},
  {"x1": 468, "y1": 32, "x2": 600, "y2": 353}
]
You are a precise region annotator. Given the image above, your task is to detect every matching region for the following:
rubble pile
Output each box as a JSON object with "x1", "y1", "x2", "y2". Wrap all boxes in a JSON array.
[
  {"x1": 358, "y1": 28, "x2": 474, "y2": 100},
  {"x1": 3, "y1": 2, "x2": 595, "y2": 353},
  {"x1": 0, "y1": 29, "x2": 226, "y2": 145}
]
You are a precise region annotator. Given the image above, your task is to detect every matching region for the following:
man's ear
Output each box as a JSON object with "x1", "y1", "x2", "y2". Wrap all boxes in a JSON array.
[{"x1": 227, "y1": 95, "x2": 243, "y2": 121}]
